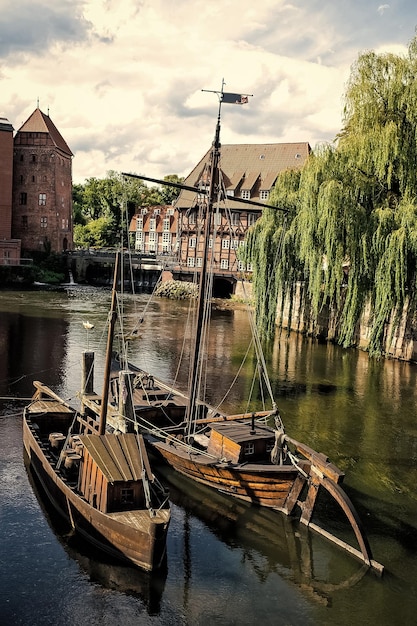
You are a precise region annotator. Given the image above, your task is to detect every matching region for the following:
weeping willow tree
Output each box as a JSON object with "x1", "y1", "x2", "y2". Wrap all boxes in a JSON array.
[{"x1": 244, "y1": 33, "x2": 417, "y2": 356}]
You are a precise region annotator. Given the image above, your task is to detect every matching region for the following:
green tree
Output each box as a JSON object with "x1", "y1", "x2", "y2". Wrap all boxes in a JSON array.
[
  {"x1": 72, "y1": 171, "x2": 164, "y2": 246},
  {"x1": 245, "y1": 33, "x2": 417, "y2": 356},
  {"x1": 159, "y1": 174, "x2": 184, "y2": 205},
  {"x1": 73, "y1": 217, "x2": 113, "y2": 248}
]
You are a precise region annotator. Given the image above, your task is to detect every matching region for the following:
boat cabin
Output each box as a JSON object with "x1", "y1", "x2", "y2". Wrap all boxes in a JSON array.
[
  {"x1": 206, "y1": 421, "x2": 276, "y2": 464},
  {"x1": 78, "y1": 434, "x2": 148, "y2": 513}
]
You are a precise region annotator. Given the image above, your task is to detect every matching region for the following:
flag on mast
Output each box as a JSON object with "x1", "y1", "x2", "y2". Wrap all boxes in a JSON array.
[{"x1": 221, "y1": 92, "x2": 249, "y2": 105}]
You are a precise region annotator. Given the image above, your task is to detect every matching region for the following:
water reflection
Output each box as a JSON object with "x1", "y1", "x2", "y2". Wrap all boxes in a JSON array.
[
  {"x1": 1, "y1": 287, "x2": 417, "y2": 625},
  {"x1": 162, "y1": 466, "x2": 369, "y2": 605}
]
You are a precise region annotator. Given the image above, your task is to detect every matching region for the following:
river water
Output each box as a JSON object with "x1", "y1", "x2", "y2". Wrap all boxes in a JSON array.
[{"x1": 0, "y1": 286, "x2": 416, "y2": 625}]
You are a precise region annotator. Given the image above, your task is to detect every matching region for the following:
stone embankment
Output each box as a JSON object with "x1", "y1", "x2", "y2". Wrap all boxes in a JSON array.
[{"x1": 155, "y1": 279, "x2": 198, "y2": 300}]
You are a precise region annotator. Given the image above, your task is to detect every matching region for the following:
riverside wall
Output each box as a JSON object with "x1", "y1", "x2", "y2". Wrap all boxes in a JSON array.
[{"x1": 279, "y1": 281, "x2": 417, "y2": 362}]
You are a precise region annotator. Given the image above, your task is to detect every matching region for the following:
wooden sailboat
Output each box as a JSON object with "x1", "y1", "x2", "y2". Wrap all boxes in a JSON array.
[
  {"x1": 112, "y1": 85, "x2": 383, "y2": 573},
  {"x1": 23, "y1": 252, "x2": 170, "y2": 572}
]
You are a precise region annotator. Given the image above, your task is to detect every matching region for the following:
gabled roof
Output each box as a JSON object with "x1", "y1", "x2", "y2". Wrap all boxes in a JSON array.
[
  {"x1": 175, "y1": 142, "x2": 310, "y2": 210},
  {"x1": 128, "y1": 204, "x2": 174, "y2": 232},
  {"x1": 16, "y1": 108, "x2": 73, "y2": 156}
]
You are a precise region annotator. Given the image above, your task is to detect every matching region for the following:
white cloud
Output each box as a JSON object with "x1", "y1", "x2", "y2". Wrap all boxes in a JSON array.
[{"x1": 0, "y1": 0, "x2": 414, "y2": 183}]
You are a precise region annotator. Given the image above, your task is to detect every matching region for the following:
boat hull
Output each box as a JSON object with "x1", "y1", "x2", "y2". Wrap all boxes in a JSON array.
[
  {"x1": 152, "y1": 439, "x2": 305, "y2": 511},
  {"x1": 23, "y1": 415, "x2": 169, "y2": 572}
]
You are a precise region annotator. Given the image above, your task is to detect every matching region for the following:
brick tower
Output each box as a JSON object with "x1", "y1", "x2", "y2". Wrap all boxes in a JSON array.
[{"x1": 12, "y1": 107, "x2": 73, "y2": 254}]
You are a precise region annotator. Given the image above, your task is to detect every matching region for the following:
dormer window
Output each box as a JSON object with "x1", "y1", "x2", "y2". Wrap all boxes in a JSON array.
[
  {"x1": 260, "y1": 190, "x2": 269, "y2": 200},
  {"x1": 241, "y1": 190, "x2": 250, "y2": 200}
]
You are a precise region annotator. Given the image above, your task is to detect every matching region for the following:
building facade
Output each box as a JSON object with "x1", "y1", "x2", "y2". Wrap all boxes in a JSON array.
[
  {"x1": 173, "y1": 142, "x2": 310, "y2": 291},
  {"x1": 11, "y1": 107, "x2": 73, "y2": 254},
  {"x1": 0, "y1": 117, "x2": 21, "y2": 265},
  {"x1": 129, "y1": 205, "x2": 178, "y2": 255}
]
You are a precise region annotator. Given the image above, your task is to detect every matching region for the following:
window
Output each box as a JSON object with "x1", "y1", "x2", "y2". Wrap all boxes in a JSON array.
[
  {"x1": 244, "y1": 442, "x2": 255, "y2": 455},
  {"x1": 121, "y1": 488, "x2": 134, "y2": 504},
  {"x1": 32, "y1": 154, "x2": 37, "y2": 163},
  {"x1": 208, "y1": 238, "x2": 213, "y2": 249},
  {"x1": 167, "y1": 208, "x2": 174, "y2": 216},
  {"x1": 189, "y1": 237, "x2": 197, "y2": 249},
  {"x1": 19, "y1": 192, "x2": 27, "y2": 205},
  {"x1": 32, "y1": 175, "x2": 35, "y2": 182},
  {"x1": 266, "y1": 441, "x2": 274, "y2": 453},
  {"x1": 220, "y1": 259, "x2": 229, "y2": 269},
  {"x1": 21, "y1": 215, "x2": 28, "y2": 229},
  {"x1": 241, "y1": 190, "x2": 250, "y2": 200},
  {"x1": 162, "y1": 232, "x2": 171, "y2": 251},
  {"x1": 231, "y1": 212, "x2": 240, "y2": 226},
  {"x1": 135, "y1": 231, "x2": 144, "y2": 251},
  {"x1": 40, "y1": 217, "x2": 47, "y2": 228},
  {"x1": 163, "y1": 218, "x2": 170, "y2": 232},
  {"x1": 196, "y1": 257, "x2": 202, "y2": 267},
  {"x1": 61, "y1": 218, "x2": 68, "y2": 229},
  {"x1": 260, "y1": 190, "x2": 269, "y2": 200},
  {"x1": 141, "y1": 208, "x2": 148, "y2": 215},
  {"x1": 237, "y1": 260, "x2": 245, "y2": 271},
  {"x1": 226, "y1": 190, "x2": 235, "y2": 197},
  {"x1": 248, "y1": 213, "x2": 257, "y2": 226},
  {"x1": 136, "y1": 216, "x2": 143, "y2": 231},
  {"x1": 187, "y1": 257, "x2": 195, "y2": 267},
  {"x1": 154, "y1": 208, "x2": 160, "y2": 215},
  {"x1": 149, "y1": 218, "x2": 156, "y2": 231},
  {"x1": 149, "y1": 231, "x2": 157, "y2": 251},
  {"x1": 214, "y1": 211, "x2": 222, "y2": 226},
  {"x1": 188, "y1": 211, "x2": 196, "y2": 225},
  {"x1": 231, "y1": 239, "x2": 239, "y2": 250},
  {"x1": 39, "y1": 193, "x2": 46, "y2": 206},
  {"x1": 222, "y1": 238, "x2": 230, "y2": 250},
  {"x1": 19, "y1": 175, "x2": 24, "y2": 184}
]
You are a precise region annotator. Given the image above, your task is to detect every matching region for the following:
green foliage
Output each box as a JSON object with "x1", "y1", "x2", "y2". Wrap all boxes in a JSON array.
[
  {"x1": 73, "y1": 217, "x2": 114, "y2": 249},
  {"x1": 246, "y1": 33, "x2": 417, "y2": 356},
  {"x1": 159, "y1": 175, "x2": 184, "y2": 205},
  {"x1": 72, "y1": 170, "x2": 166, "y2": 245}
]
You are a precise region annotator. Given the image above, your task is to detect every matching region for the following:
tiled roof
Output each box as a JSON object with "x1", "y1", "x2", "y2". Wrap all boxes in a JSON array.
[
  {"x1": 175, "y1": 142, "x2": 310, "y2": 209},
  {"x1": 16, "y1": 108, "x2": 73, "y2": 156}
]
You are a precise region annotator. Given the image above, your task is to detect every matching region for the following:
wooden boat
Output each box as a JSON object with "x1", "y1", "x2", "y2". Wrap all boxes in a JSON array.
[
  {"x1": 23, "y1": 253, "x2": 170, "y2": 572},
  {"x1": 112, "y1": 84, "x2": 383, "y2": 573}
]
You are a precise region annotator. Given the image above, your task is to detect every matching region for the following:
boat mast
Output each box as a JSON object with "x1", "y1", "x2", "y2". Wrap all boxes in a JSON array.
[
  {"x1": 184, "y1": 93, "x2": 223, "y2": 435},
  {"x1": 99, "y1": 250, "x2": 120, "y2": 435}
]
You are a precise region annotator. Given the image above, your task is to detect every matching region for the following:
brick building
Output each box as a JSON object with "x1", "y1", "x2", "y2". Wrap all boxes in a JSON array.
[
  {"x1": 11, "y1": 107, "x2": 73, "y2": 254},
  {"x1": 0, "y1": 117, "x2": 21, "y2": 265},
  {"x1": 174, "y1": 142, "x2": 310, "y2": 292},
  {"x1": 129, "y1": 205, "x2": 178, "y2": 255}
]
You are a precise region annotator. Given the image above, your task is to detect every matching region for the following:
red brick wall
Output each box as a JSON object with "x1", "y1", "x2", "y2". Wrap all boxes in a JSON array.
[
  {"x1": 12, "y1": 133, "x2": 73, "y2": 254},
  {"x1": 0, "y1": 123, "x2": 13, "y2": 239}
]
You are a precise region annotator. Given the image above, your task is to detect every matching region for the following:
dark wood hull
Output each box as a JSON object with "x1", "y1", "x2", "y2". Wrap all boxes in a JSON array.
[
  {"x1": 23, "y1": 414, "x2": 169, "y2": 572},
  {"x1": 152, "y1": 439, "x2": 307, "y2": 511}
]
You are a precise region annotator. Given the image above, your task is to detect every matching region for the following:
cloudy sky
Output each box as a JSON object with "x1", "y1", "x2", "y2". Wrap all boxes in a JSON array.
[{"x1": 0, "y1": 0, "x2": 415, "y2": 184}]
